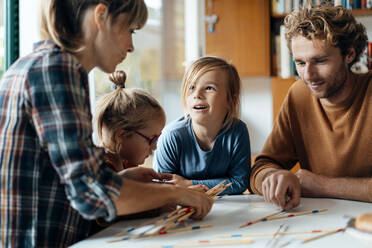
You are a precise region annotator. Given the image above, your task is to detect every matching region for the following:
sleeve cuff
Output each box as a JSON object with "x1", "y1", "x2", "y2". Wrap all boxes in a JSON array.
[
  {"x1": 66, "y1": 167, "x2": 123, "y2": 222},
  {"x1": 250, "y1": 165, "x2": 281, "y2": 194}
]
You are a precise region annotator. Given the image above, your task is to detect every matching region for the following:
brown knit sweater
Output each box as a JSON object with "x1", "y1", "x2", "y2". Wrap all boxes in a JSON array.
[{"x1": 250, "y1": 72, "x2": 372, "y2": 195}]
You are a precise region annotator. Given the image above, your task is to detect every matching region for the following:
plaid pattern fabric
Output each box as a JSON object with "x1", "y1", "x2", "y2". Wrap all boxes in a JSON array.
[{"x1": 0, "y1": 41, "x2": 122, "y2": 247}]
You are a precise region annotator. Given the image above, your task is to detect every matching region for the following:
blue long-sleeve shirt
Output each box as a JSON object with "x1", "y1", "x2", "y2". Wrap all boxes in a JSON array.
[
  {"x1": 153, "y1": 117, "x2": 251, "y2": 195},
  {"x1": 0, "y1": 41, "x2": 122, "y2": 247}
]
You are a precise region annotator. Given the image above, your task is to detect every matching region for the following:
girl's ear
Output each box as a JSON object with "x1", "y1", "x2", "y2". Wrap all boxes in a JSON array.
[
  {"x1": 93, "y1": 3, "x2": 109, "y2": 31},
  {"x1": 114, "y1": 129, "x2": 126, "y2": 143}
]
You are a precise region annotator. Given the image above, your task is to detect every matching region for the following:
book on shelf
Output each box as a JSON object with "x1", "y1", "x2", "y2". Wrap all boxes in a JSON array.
[
  {"x1": 272, "y1": 0, "x2": 371, "y2": 14},
  {"x1": 273, "y1": 25, "x2": 297, "y2": 78}
]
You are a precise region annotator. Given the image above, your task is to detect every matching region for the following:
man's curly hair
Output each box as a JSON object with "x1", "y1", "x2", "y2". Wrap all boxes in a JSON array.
[{"x1": 284, "y1": 2, "x2": 368, "y2": 67}]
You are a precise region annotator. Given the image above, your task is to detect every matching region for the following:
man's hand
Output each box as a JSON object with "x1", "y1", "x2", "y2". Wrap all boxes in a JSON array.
[
  {"x1": 169, "y1": 174, "x2": 193, "y2": 187},
  {"x1": 261, "y1": 170, "x2": 301, "y2": 210},
  {"x1": 119, "y1": 167, "x2": 173, "y2": 183},
  {"x1": 295, "y1": 169, "x2": 327, "y2": 197}
]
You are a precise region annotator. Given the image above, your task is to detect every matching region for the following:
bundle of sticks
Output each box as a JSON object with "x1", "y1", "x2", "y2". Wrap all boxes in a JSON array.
[{"x1": 109, "y1": 180, "x2": 231, "y2": 243}]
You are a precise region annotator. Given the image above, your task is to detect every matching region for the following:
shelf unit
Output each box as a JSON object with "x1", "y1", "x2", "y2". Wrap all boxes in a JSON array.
[{"x1": 204, "y1": 0, "x2": 271, "y2": 77}]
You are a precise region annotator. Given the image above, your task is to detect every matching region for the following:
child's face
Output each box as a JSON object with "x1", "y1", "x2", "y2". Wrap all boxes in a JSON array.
[
  {"x1": 186, "y1": 69, "x2": 229, "y2": 128},
  {"x1": 118, "y1": 117, "x2": 165, "y2": 165}
]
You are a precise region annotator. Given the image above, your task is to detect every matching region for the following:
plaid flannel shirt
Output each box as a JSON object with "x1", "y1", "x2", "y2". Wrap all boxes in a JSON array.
[{"x1": 0, "y1": 41, "x2": 123, "y2": 247}]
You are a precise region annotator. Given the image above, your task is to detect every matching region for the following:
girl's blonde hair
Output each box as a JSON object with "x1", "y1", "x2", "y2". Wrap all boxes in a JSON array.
[
  {"x1": 39, "y1": 0, "x2": 148, "y2": 53},
  {"x1": 93, "y1": 70, "x2": 165, "y2": 153},
  {"x1": 181, "y1": 56, "x2": 241, "y2": 130}
]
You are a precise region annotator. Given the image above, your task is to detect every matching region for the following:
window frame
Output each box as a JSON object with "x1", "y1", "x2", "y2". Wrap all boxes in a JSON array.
[{"x1": 4, "y1": 0, "x2": 19, "y2": 71}]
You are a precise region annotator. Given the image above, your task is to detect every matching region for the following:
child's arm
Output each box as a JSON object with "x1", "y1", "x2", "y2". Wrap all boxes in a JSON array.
[{"x1": 152, "y1": 130, "x2": 180, "y2": 174}]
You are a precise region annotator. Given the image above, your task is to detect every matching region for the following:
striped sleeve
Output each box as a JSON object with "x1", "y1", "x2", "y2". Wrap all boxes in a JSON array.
[{"x1": 26, "y1": 49, "x2": 122, "y2": 221}]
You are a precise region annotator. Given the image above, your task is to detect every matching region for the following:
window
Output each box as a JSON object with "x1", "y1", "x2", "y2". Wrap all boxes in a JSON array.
[{"x1": 0, "y1": 0, "x2": 8, "y2": 78}]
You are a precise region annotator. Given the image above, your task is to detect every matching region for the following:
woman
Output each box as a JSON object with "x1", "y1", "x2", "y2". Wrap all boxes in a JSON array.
[{"x1": 0, "y1": 1, "x2": 213, "y2": 247}]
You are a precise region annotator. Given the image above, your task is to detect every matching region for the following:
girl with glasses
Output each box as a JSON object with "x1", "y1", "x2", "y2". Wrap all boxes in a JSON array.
[{"x1": 94, "y1": 70, "x2": 164, "y2": 171}]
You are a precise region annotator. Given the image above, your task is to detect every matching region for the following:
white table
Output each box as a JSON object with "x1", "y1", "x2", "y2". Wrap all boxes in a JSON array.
[{"x1": 72, "y1": 195, "x2": 372, "y2": 248}]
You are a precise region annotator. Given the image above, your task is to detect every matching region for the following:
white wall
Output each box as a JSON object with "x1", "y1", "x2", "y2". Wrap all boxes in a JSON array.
[{"x1": 240, "y1": 77, "x2": 272, "y2": 154}]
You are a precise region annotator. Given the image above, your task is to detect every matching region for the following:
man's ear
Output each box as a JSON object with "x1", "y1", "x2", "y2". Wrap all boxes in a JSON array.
[
  {"x1": 93, "y1": 3, "x2": 109, "y2": 31},
  {"x1": 345, "y1": 48, "x2": 356, "y2": 65}
]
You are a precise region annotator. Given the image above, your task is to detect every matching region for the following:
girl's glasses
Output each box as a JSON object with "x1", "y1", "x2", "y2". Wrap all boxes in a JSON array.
[{"x1": 133, "y1": 130, "x2": 161, "y2": 146}]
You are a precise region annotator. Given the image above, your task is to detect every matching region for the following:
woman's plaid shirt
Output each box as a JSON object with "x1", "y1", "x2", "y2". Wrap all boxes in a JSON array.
[{"x1": 0, "y1": 41, "x2": 122, "y2": 247}]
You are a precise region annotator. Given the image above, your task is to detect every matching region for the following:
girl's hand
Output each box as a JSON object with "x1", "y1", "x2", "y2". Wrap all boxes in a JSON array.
[
  {"x1": 169, "y1": 174, "x2": 193, "y2": 187},
  {"x1": 119, "y1": 167, "x2": 172, "y2": 183},
  {"x1": 188, "y1": 184, "x2": 209, "y2": 193}
]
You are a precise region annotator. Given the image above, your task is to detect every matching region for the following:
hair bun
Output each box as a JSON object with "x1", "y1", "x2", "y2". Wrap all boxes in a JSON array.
[{"x1": 109, "y1": 70, "x2": 127, "y2": 88}]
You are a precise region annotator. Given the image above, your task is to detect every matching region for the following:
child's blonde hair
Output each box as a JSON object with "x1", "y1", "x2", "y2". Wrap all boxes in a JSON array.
[
  {"x1": 94, "y1": 70, "x2": 165, "y2": 153},
  {"x1": 181, "y1": 56, "x2": 241, "y2": 130}
]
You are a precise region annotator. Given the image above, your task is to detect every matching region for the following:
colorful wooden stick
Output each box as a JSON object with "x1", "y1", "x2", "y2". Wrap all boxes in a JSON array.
[
  {"x1": 268, "y1": 209, "x2": 328, "y2": 221},
  {"x1": 214, "y1": 228, "x2": 340, "y2": 238},
  {"x1": 239, "y1": 210, "x2": 284, "y2": 228},
  {"x1": 302, "y1": 228, "x2": 345, "y2": 243},
  {"x1": 174, "y1": 238, "x2": 253, "y2": 247},
  {"x1": 109, "y1": 224, "x2": 213, "y2": 242}
]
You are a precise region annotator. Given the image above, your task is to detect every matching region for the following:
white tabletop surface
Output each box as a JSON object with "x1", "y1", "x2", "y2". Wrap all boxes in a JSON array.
[{"x1": 71, "y1": 195, "x2": 372, "y2": 248}]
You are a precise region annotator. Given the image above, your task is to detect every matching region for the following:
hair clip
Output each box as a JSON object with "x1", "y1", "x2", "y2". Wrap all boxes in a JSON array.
[{"x1": 109, "y1": 70, "x2": 127, "y2": 90}]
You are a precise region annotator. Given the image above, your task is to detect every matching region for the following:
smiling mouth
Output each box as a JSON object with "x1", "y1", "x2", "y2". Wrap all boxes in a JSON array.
[
  {"x1": 309, "y1": 82, "x2": 324, "y2": 90},
  {"x1": 193, "y1": 105, "x2": 208, "y2": 110}
]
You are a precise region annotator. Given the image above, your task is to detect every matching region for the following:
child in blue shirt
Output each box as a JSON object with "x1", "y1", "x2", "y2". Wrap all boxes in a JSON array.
[{"x1": 153, "y1": 56, "x2": 251, "y2": 194}]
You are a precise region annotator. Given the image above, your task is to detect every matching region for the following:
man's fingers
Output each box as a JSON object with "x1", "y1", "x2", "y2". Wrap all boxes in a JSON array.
[
  {"x1": 275, "y1": 179, "x2": 289, "y2": 209},
  {"x1": 262, "y1": 183, "x2": 269, "y2": 202},
  {"x1": 268, "y1": 178, "x2": 280, "y2": 206},
  {"x1": 284, "y1": 184, "x2": 301, "y2": 210}
]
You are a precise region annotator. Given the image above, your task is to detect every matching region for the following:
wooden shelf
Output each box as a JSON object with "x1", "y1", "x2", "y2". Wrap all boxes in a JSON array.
[
  {"x1": 272, "y1": 8, "x2": 372, "y2": 19},
  {"x1": 351, "y1": 8, "x2": 372, "y2": 17}
]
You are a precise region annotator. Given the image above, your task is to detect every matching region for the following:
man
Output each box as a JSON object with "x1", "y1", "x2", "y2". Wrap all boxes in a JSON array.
[{"x1": 250, "y1": 3, "x2": 372, "y2": 210}]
